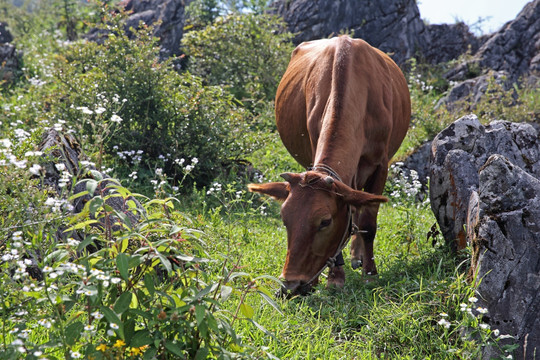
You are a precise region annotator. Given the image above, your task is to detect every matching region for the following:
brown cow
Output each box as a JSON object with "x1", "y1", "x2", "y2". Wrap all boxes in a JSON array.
[{"x1": 248, "y1": 36, "x2": 410, "y2": 296}]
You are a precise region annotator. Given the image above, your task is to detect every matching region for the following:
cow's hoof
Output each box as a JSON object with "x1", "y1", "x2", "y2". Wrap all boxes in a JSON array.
[
  {"x1": 363, "y1": 272, "x2": 379, "y2": 283},
  {"x1": 351, "y1": 258, "x2": 363, "y2": 270}
]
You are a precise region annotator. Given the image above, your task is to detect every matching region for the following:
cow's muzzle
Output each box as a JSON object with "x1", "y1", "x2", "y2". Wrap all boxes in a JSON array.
[{"x1": 276, "y1": 279, "x2": 314, "y2": 298}]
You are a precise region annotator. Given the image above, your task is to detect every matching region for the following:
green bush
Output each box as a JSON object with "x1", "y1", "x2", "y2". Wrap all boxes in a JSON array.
[
  {"x1": 34, "y1": 11, "x2": 253, "y2": 190},
  {"x1": 182, "y1": 12, "x2": 294, "y2": 111}
]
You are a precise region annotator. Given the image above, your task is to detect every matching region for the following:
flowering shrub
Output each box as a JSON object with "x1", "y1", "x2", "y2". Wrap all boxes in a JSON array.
[
  {"x1": 0, "y1": 145, "x2": 281, "y2": 359},
  {"x1": 5, "y1": 8, "x2": 254, "y2": 191}
]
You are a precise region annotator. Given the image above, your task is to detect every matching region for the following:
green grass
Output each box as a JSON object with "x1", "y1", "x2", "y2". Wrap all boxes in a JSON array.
[{"x1": 185, "y1": 173, "x2": 491, "y2": 359}]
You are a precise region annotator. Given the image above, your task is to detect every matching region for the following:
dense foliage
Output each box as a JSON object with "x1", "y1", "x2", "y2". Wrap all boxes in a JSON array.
[
  {"x1": 182, "y1": 12, "x2": 294, "y2": 110},
  {"x1": 1, "y1": 0, "x2": 536, "y2": 358}
]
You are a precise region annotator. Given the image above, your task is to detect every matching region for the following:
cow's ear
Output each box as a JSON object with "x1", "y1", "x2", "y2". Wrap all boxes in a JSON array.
[
  {"x1": 248, "y1": 182, "x2": 290, "y2": 201},
  {"x1": 335, "y1": 181, "x2": 388, "y2": 207}
]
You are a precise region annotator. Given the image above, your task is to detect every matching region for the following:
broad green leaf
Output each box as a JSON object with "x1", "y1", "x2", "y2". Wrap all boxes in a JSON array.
[
  {"x1": 127, "y1": 200, "x2": 137, "y2": 210},
  {"x1": 63, "y1": 219, "x2": 99, "y2": 232},
  {"x1": 117, "y1": 253, "x2": 129, "y2": 280},
  {"x1": 119, "y1": 238, "x2": 129, "y2": 253},
  {"x1": 164, "y1": 341, "x2": 183, "y2": 357},
  {"x1": 220, "y1": 285, "x2": 233, "y2": 302},
  {"x1": 65, "y1": 321, "x2": 84, "y2": 345},
  {"x1": 195, "y1": 305, "x2": 205, "y2": 325},
  {"x1": 86, "y1": 179, "x2": 98, "y2": 195},
  {"x1": 129, "y1": 330, "x2": 153, "y2": 348},
  {"x1": 89, "y1": 197, "x2": 104, "y2": 215},
  {"x1": 114, "y1": 292, "x2": 132, "y2": 314},
  {"x1": 101, "y1": 306, "x2": 124, "y2": 339},
  {"x1": 155, "y1": 252, "x2": 172, "y2": 273},
  {"x1": 193, "y1": 283, "x2": 218, "y2": 301},
  {"x1": 88, "y1": 170, "x2": 103, "y2": 181},
  {"x1": 257, "y1": 290, "x2": 283, "y2": 315},
  {"x1": 68, "y1": 190, "x2": 89, "y2": 201},
  {"x1": 240, "y1": 303, "x2": 254, "y2": 319},
  {"x1": 144, "y1": 274, "x2": 155, "y2": 296},
  {"x1": 195, "y1": 347, "x2": 209, "y2": 360},
  {"x1": 44, "y1": 249, "x2": 70, "y2": 264}
]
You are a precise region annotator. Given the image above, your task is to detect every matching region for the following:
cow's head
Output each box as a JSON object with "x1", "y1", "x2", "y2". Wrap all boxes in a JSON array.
[{"x1": 248, "y1": 171, "x2": 387, "y2": 296}]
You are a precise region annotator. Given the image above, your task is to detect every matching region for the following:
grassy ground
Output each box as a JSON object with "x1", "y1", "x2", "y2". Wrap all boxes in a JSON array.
[{"x1": 182, "y1": 134, "x2": 492, "y2": 359}]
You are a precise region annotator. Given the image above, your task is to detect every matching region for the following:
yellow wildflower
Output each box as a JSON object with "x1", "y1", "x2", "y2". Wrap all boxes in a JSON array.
[
  {"x1": 113, "y1": 339, "x2": 126, "y2": 348},
  {"x1": 96, "y1": 344, "x2": 108, "y2": 352}
]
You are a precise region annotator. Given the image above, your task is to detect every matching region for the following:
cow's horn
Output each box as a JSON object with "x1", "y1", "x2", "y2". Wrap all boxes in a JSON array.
[
  {"x1": 280, "y1": 172, "x2": 294, "y2": 182},
  {"x1": 324, "y1": 176, "x2": 334, "y2": 185}
]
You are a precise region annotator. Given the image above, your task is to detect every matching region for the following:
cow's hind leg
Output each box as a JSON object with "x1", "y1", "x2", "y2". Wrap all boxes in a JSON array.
[{"x1": 350, "y1": 164, "x2": 387, "y2": 278}]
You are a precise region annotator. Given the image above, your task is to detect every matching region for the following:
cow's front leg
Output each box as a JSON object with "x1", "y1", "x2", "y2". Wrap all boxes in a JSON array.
[
  {"x1": 327, "y1": 252, "x2": 345, "y2": 288},
  {"x1": 350, "y1": 206, "x2": 379, "y2": 277},
  {"x1": 350, "y1": 164, "x2": 387, "y2": 278}
]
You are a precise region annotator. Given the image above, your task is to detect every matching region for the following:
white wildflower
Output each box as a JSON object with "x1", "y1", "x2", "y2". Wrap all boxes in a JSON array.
[
  {"x1": 77, "y1": 106, "x2": 93, "y2": 115},
  {"x1": 437, "y1": 318, "x2": 451, "y2": 328},
  {"x1": 29, "y1": 164, "x2": 42, "y2": 175},
  {"x1": 110, "y1": 114, "x2": 122, "y2": 123}
]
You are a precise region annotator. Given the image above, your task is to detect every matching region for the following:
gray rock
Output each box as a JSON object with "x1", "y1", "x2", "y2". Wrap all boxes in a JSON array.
[
  {"x1": 422, "y1": 22, "x2": 482, "y2": 64},
  {"x1": 122, "y1": 0, "x2": 193, "y2": 59},
  {"x1": 468, "y1": 155, "x2": 540, "y2": 359},
  {"x1": 429, "y1": 114, "x2": 540, "y2": 251},
  {"x1": 86, "y1": 0, "x2": 192, "y2": 60},
  {"x1": 448, "y1": 0, "x2": 540, "y2": 83},
  {"x1": 437, "y1": 70, "x2": 511, "y2": 111},
  {"x1": 0, "y1": 23, "x2": 21, "y2": 86},
  {"x1": 0, "y1": 42, "x2": 20, "y2": 85},
  {"x1": 0, "y1": 21, "x2": 13, "y2": 43},
  {"x1": 441, "y1": 0, "x2": 540, "y2": 106},
  {"x1": 39, "y1": 128, "x2": 144, "y2": 232},
  {"x1": 271, "y1": 0, "x2": 480, "y2": 66},
  {"x1": 271, "y1": 0, "x2": 427, "y2": 65}
]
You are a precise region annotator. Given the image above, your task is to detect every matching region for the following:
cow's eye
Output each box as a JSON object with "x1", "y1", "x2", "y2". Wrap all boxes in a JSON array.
[{"x1": 318, "y1": 218, "x2": 332, "y2": 230}]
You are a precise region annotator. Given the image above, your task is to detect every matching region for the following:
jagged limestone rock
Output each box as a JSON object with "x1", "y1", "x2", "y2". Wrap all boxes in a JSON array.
[
  {"x1": 429, "y1": 114, "x2": 540, "y2": 251},
  {"x1": 468, "y1": 155, "x2": 540, "y2": 359}
]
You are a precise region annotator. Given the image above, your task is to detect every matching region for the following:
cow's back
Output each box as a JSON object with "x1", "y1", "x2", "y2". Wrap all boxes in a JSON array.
[{"x1": 275, "y1": 36, "x2": 410, "y2": 170}]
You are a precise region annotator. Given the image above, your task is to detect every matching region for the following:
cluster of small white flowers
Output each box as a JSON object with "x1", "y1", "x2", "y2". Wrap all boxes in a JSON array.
[
  {"x1": 67, "y1": 238, "x2": 80, "y2": 247},
  {"x1": 110, "y1": 114, "x2": 123, "y2": 123},
  {"x1": 388, "y1": 163, "x2": 425, "y2": 207},
  {"x1": 52, "y1": 119, "x2": 67, "y2": 132},
  {"x1": 1, "y1": 138, "x2": 28, "y2": 169},
  {"x1": 29, "y1": 163, "x2": 42, "y2": 176},
  {"x1": 207, "y1": 182, "x2": 222, "y2": 195},
  {"x1": 409, "y1": 73, "x2": 434, "y2": 92},
  {"x1": 44, "y1": 196, "x2": 73, "y2": 212},
  {"x1": 115, "y1": 148, "x2": 143, "y2": 164},
  {"x1": 56, "y1": 163, "x2": 72, "y2": 188},
  {"x1": 14, "y1": 128, "x2": 31, "y2": 141},
  {"x1": 253, "y1": 172, "x2": 264, "y2": 183},
  {"x1": 28, "y1": 76, "x2": 46, "y2": 87},
  {"x1": 79, "y1": 160, "x2": 96, "y2": 170},
  {"x1": 184, "y1": 157, "x2": 198, "y2": 173}
]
